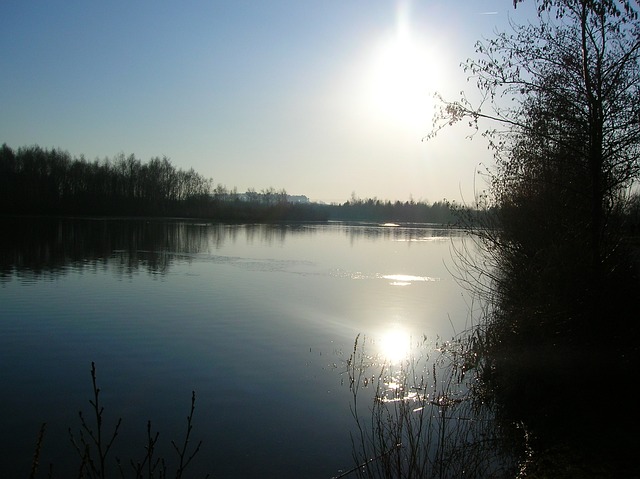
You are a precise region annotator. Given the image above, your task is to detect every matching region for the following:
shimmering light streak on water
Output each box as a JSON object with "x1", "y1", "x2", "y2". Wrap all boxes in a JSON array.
[{"x1": 382, "y1": 274, "x2": 439, "y2": 285}]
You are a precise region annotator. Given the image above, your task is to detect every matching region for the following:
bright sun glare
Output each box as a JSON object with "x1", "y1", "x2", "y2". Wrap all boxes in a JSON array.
[
  {"x1": 379, "y1": 327, "x2": 412, "y2": 364},
  {"x1": 365, "y1": 5, "x2": 440, "y2": 130}
]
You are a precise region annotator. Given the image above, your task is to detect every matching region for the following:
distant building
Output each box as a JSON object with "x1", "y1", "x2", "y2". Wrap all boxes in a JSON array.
[{"x1": 286, "y1": 195, "x2": 310, "y2": 204}]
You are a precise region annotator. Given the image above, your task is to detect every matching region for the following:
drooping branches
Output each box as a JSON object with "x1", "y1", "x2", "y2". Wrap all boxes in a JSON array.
[
  {"x1": 431, "y1": 0, "x2": 640, "y2": 274},
  {"x1": 433, "y1": 1, "x2": 640, "y2": 447}
]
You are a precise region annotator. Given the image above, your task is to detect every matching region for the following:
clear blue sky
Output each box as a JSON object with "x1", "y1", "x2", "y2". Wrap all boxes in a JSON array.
[{"x1": 1, "y1": 1, "x2": 538, "y2": 204}]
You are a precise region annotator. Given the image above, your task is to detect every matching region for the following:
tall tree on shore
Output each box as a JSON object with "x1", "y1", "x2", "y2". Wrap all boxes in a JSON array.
[
  {"x1": 431, "y1": 0, "x2": 640, "y2": 320},
  {"x1": 429, "y1": 1, "x2": 640, "y2": 466}
]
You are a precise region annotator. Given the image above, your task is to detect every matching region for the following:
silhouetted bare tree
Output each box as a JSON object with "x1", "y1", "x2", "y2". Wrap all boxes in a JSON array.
[{"x1": 430, "y1": 0, "x2": 640, "y2": 472}]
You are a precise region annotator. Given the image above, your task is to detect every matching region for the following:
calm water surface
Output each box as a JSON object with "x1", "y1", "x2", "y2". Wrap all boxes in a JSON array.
[{"x1": 0, "y1": 218, "x2": 473, "y2": 478}]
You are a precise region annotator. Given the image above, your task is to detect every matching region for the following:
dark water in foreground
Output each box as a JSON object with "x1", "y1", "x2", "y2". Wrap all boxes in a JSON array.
[{"x1": 0, "y1": 218, "x2": 472, "y2": 478}]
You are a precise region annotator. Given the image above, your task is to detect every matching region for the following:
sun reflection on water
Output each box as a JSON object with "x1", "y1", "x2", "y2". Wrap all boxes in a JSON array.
[
  {"x1": 382, "y1": 274, "x2": 438, "y2": 286},
  {"x1": 378, "y1": 326, "x2": 412, "y2": 364}
]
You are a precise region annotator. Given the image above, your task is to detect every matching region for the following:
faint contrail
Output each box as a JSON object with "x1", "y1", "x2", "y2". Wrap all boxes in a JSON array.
[{"x1": 480, "y1": 11, "x2": 498, "y2": 15}]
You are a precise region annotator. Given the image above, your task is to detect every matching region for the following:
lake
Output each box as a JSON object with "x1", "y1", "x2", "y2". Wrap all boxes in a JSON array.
[{"x1": 0, "y1": 217, "x2": 474, "y2": 478}]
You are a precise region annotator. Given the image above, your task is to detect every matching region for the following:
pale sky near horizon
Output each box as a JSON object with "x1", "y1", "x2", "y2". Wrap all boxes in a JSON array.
[{"x1": 1, "y1": 1, "x2": 539, "y2": 204}]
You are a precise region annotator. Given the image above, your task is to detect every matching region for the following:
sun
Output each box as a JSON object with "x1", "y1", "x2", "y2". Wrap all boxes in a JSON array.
[{"x1": 364, "y1": 9, "x2": 440, "y2": 131}]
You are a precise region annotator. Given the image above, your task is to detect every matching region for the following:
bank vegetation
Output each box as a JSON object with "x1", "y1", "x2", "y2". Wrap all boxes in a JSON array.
[
  {"x1": 0, "y1": 143, "x2": 465, "y2": 224},
  {"x1": 427, "y1": 0, "x2": 640, "y2": 475}
]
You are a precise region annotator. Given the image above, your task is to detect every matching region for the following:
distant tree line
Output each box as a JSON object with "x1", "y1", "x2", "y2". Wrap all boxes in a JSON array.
[
  {"x1": 0, "y1": 143, "x2": 462, "y2": 224},
  {"x1": 0, "y1": 144, "x2": 325, "y2": 220},
  {"x1": 0, "y1": 144, "x2": 212, "y2": 217},
  {"x1": 328, "y1": 195, "x2": 458, "y2": 224}
]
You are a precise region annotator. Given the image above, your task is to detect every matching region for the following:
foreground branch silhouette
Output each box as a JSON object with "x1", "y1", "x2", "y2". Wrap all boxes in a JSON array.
[{"x1": 30, "y1": 362, "x2": 208, "y2": 479}]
